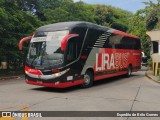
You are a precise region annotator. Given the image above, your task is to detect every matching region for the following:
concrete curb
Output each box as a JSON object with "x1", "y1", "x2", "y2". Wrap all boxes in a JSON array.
[{"x1": 145, "y1": 70, "x2": 160, "y2": 83}]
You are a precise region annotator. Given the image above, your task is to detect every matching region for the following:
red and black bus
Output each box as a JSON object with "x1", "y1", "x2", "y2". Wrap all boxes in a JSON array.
[{"x1": 19, "y1": 21, "x2": 141, "y2": 88}]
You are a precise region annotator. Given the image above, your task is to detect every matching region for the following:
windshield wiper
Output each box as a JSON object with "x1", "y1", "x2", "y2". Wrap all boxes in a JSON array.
[
  {"x1": 30, "y1": 56, "x2": 37, "y2": 67},
  {"x1": 30, "y1": 42, "x2": 46, "y2": 67}
]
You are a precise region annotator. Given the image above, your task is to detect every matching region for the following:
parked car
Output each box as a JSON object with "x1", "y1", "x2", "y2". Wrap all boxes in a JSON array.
[{"x1": 141, "y1": 56, "x2": 148, "y2": 66}]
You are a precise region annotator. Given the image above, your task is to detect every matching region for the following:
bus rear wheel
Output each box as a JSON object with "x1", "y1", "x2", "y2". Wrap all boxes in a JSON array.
[{"x1": 81, "y1": 71, "x2": 93, "y2": 88}]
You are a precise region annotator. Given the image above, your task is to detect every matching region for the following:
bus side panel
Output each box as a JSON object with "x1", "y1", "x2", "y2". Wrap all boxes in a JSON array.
[
  {"x1": 81, "y1": 47, "x2": 141, "y2": 81},
  {"x1": 93, "y1": 48, "x2": 141, "y2": 80},
  {"x1": 131, "y1": 50, "x2": 141, "y2": 72},
  {"x1": 80, "y1": 31, "x2": 141, "y2": 81}
]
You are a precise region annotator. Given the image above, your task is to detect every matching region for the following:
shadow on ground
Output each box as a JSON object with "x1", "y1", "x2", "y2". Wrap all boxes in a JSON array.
[{"x1": 31, "y1": 74, "x2": 139, "y2": 93}]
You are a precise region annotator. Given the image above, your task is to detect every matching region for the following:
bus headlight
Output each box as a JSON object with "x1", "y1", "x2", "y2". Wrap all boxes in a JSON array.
[{"x1": 26, "y1": 68, "x2": 70, "y2": 80}]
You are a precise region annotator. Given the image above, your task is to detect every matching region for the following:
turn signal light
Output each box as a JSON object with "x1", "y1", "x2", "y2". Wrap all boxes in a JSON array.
[{"x1": 25, "y1": 66, "x2": 42, "y2": 75}]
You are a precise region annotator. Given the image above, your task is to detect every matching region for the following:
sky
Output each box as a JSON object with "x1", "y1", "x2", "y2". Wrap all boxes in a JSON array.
[{"x1": 73, "y1": 0, "x2": 158, "y2": 13}]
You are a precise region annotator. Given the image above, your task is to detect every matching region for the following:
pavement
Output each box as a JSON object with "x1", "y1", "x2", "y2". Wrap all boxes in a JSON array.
[
  {"x1": 145, "y1": 70, "x2": 160, "y2": 83},
  {"x1": 0, "y1": 68, "x2": 159, "y2": 83},
  {"x1": 1, "y1": 67, "x2": 160, "y2": 120},
  {"x1": 1, "y1": 70, "x2": 160, "y2": 120}
]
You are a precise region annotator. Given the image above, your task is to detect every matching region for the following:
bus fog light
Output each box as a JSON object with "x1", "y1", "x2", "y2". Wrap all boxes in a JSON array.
[{"x1": 67, "y1": 76, "x2": 73, "y2": 81}]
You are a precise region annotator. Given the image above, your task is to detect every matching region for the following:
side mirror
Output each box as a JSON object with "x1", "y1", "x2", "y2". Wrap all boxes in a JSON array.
[
  {"x1": 61, "y1": 34, "x2": 79, "y2": 51},
  {"x1": 19, "y1": 36, "x2": 32, "y2": 51}
]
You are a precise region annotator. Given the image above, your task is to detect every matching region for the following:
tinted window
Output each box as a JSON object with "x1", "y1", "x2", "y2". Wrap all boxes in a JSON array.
[
  {"x1": 66, "y1": 39, "x2": 78, "y2": 62},
  {"x1": 121, "y1": 37, "x2": 141, "y2": 50},
  {"x1": 108, "y1": 34, "x2": 123, "y2": 49},
  {"x1": 135, "y1": 39, "x2": 141, "y2": 50},
  {"x1": 152, "y1": 41, "x2": 158, "y2": 53},
  {"x1": 108, "y1": 34, "x2": 141, "y2": 50},
  {"x1": 70, "y1": 27, "x2": 87, "y2": 54}
]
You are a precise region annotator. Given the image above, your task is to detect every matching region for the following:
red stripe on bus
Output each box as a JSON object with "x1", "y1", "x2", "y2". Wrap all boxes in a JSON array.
[
  {"x1": 113, "y1": 30, "x2": 140, "y2": 39},
  {"x1": 95, "y1": 71, "x2": 127, "y2": 81},
  {"x1": 26, "y1": 80, "x2": 84, "y2": 88}
]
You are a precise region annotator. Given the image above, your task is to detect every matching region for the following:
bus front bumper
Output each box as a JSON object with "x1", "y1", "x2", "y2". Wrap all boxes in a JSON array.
[{"x1": 26, "y1": 79, "x2": 84, "y2": 88}]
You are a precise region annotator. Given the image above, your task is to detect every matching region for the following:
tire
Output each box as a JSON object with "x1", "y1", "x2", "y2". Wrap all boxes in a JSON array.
[
  {"x1": 81, "y1": 71, "x2": 93, "y2": 88},
  {"x1": 126, "y1": 65, "x2": 132, "y2": 77}
]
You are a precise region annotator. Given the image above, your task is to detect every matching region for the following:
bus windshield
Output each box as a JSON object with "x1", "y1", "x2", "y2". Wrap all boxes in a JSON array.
[{"x1": 26, "y1": 30, "x2": 69, "y2": 69}]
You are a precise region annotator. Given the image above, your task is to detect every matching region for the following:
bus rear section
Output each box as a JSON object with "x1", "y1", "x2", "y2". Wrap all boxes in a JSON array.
[{"x1": 19, "y1": 22, "x2": 141, "y2": 88}]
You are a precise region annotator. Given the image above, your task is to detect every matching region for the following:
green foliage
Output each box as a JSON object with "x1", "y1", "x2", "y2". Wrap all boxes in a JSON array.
[
  {"x1": 128, "y1": 0, "x2": 160, "y2": 57},
  {"x1": 41, "y1": 1, "x2": 96, "y2": 23},
  {"x1": 0, "y1": 0, "x2": 42, "y2": 68},
  {"x1": 147, "y1": 58, "x2": 152, "y2": 68},
  {"x1": 128, "y1": 12, "x2": 151, "y2": 57},
  {"x1": 93, "y1": 5, "x2": 132, "y2": 31},
  {"x1": 142, "y1": 0, "x2": 160, "y2": 30},
  {"x1": 43, "y1": 8, "x2": 69, "y2": 23},
  {"x1": 2, "y1": 0, "x2": 155, "y2": 71},
  {"x1": 24, "y1": 0, "x2": 130, "y2": 31}
]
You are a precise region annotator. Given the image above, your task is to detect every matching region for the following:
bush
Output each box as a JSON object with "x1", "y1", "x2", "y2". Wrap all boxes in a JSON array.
[{"x1": 147, "y1": 57, "x2": 152, "y2": 69}]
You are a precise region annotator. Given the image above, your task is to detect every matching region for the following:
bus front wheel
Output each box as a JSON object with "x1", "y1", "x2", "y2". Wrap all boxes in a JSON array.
[{"x1": 81, "y1": 71, "x2": 93, "y2": 88}]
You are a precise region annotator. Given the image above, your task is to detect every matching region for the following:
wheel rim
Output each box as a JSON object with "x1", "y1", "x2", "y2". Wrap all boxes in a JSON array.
[{"x1": 84, "y1": 74, "x2": 90, "y2": 85}]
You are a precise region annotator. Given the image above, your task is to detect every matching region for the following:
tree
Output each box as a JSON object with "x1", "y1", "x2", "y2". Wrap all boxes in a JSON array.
[
  {"x1": 1, "y1": 0, "x2": 147, "y2": 71},
  {"x1": 93, "y1": 5, "x2": 132, "y2": 31},
  {"x1": 143, "y1": 0, "x2": 160, "y2": 30},
  {"x1": 0, "y1": 0, "x2": 42, "y2": 70},
  {"x1": 128, "y1": 11, "x2": 151, "y2": 57},
  {"x1": 128, "y1": 0, "x2": 160, "y2": 57}
]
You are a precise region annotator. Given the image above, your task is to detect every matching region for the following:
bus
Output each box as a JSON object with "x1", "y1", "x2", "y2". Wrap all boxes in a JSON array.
[{"x1": 19, "y1": 21, "x2": 141, "y2": 88}]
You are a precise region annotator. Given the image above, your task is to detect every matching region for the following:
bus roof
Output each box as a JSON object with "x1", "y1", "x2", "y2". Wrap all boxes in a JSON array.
[
  {"x1": 36, "y1": 21, "x2": 140, "y2": 39},
  {"x1": 113, "y1": 30, "x2": 140, "y2": 39},
  {"x1": 36, "y1": 21, "x2": 109, "y2": 32}
]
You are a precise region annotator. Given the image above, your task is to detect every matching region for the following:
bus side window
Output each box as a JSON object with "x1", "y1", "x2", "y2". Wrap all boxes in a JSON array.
[{"x1": 67, "y1": 40, "x2": 77, "y2": 62}]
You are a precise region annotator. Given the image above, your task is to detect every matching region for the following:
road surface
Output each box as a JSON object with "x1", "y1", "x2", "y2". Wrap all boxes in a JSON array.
[{"x1": 0, "y1": 67, "x2": 160, "y2": 120}]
